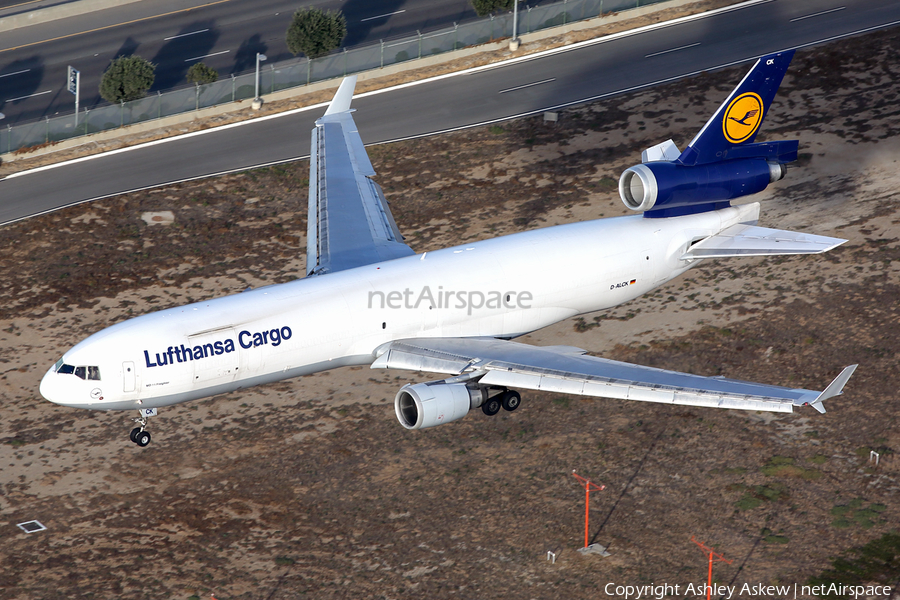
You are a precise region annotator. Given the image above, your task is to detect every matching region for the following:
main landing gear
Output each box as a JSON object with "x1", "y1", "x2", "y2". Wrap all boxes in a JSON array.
[
  {"x1": 481, "y1": 389, "x2": 522, "y2": 416},
  {"x1": 129, "y1": 408, "x2": 157, "y2": 447}
]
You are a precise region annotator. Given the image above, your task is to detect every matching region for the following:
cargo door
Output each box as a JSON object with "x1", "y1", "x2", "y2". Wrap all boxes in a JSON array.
[{"x1": 123, "y1": 362, "x2": 135, "y2": 393}]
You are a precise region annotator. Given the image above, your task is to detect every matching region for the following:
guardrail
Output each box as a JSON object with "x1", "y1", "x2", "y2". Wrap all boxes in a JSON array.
[{"x1": 0, "y1": 0, "x2": 667, "y2": 155}]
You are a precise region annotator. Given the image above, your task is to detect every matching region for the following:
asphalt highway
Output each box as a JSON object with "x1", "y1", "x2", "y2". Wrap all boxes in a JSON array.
[
  {"x1": 2, "y1": 0, "x2": 899, "y2": 226},
  {"x1": 0, "y1": 0, "x2": 485, "y2": 124}
]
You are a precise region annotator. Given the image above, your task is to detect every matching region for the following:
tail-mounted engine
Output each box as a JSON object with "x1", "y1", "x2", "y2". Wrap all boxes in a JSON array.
[
  {"x1": 615, "y1": 51, "x2": 800, "y2": 218},
  {"x1": 619, "y1": 158, "x2": 786, "y2": 218},
  {"x1": 618, "y1": 137, "x2": 798, "y2": 219}
]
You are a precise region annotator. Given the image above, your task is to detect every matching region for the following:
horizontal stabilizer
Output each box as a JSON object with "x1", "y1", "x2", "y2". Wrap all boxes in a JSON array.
[
  {"x1": 642, "y1": 139, "x2": 681, "y2": 163},
  {"x1": 681, "y1": 224, "x2": 846, "y2": 260}
]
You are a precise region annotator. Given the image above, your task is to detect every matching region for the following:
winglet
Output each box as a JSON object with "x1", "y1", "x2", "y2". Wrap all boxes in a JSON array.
[
  {"x1": 323, "y1": 75, "x2": 357, "y2": 116},
  {"x1": 809, "y1": 364, "x2": 858, "y2": 414}
]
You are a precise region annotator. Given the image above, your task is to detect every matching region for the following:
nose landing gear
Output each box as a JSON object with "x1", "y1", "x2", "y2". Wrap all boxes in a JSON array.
[{"x1": 130, "y1": 408, "x2": 157, "y2": 447}]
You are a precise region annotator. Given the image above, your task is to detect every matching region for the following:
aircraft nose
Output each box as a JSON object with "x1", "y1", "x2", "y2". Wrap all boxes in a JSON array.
[{"x1": 39, "y1": 366, "x2": 66, "y2": 406}]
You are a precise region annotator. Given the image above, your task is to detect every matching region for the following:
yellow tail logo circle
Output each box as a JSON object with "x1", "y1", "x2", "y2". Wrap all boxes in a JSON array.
[{"x1": 722, "y1": 92, "x2": 763, "y2": 143}]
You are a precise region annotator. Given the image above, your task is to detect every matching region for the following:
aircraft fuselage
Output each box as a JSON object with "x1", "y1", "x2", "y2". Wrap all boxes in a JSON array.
[{"x1": 39, "y1": 202, "x2": 759, "y2": 411}]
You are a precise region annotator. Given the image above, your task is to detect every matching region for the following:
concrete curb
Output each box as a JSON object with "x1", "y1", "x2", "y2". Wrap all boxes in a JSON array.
[{"x1": 0, "y1": 0, "x2": 737, "y2": 166}]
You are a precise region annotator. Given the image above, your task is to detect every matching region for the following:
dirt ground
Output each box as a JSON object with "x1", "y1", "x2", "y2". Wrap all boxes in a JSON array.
[{"x1": 1, "y1": 26, "x2": 900, "y2": 600}]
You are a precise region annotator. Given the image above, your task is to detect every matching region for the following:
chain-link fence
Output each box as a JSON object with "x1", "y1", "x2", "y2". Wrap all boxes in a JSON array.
[{"x1": 0, "y1": 0, "x2": 668, "y2": 156}]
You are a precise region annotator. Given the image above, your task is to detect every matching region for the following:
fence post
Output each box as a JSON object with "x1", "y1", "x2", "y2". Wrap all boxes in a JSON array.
[
  {"x1": 120, "y1": 100, "x2": 125, "y2": 127},
  {"x1": 6, "y1": 124, "x2": 10, "y2": 154},
  {"x1": 454, "y1": 23, "x2": 458, "y2": 50},
  {"x1": 45, "y1": 117, "x2": 49, "y2": 143},
  {"x1": 231, "y1": 74, "x2": 235, "y2": 101},
  {"x1": 270, "y1": 64, "x2": 275, "y2": 93},
  {"x1": 343, "y1": 48, "x2": 348, "y2": 76},
  {"x1": 582, "y1": 0, "x2": 586, "y2": 19},
  {"x1": 307, "y1": 58, "x2": 311, "y2": 85},
  {"x1": 417, "y1": 30, "x2": 422, "y2": 59},
  {"x1": 380, "y1": 40, "x2": 384, "y2": 68},
  {"x1": 490, "y1": 15, "x2": 494, "y2": 40},
  {"x1": 195, "y1": 83, "x2": 200, "y2": 111},
  {"x1": 564, "y1": 0, "x2": 568, "y2": 24},
  {"x1": 157, "y1": 91, "x2": 162, "y2": 119},
  {"x1": 527, "y1": 6, "x2": 532, "y2": 33}
]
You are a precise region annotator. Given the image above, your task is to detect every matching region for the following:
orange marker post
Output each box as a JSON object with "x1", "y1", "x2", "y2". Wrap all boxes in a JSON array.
[
  {"x1": 572, "y1": 470, "x2": 605, "y2": 549},
  {"x1": 690, "y1": 535, "x2": 733, "y2": 600}
]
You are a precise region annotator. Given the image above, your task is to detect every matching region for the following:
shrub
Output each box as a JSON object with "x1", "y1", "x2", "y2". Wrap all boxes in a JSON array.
[
  {"x1": 186, "y1": 62, "x2": 218, "y2": 85},
  {"x1": 471, "y1": 0, "x2": 514, "y2": 17},
  {"x1": 99, "y1": 56, "x2": 155, "y2": 103},
  {"x1": 286, "y1": 8, "x2": 346, "y2": 58}
]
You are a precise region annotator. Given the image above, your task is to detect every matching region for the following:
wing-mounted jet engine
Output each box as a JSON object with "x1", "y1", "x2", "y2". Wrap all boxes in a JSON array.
[
  {"x1": 394, "y1": 379, "x2": 520, "y2": 430},
  {"x1": 619, "y1": 51, "x2": 798, "y2": 218}
]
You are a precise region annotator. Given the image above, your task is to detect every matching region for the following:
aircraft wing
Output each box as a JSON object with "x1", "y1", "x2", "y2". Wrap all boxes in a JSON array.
[
  {"x1": 372, "y1": 337, "x2": 856, "y2": 414},
  {"x1": 681, "y1": 224, "x2": 846, "y2": 259},
  {"x1": 306, "y1": 76, "x2": 415, "y2": 276}
]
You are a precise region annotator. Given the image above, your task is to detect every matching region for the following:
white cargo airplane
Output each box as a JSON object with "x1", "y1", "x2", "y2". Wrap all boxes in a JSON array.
[{"x1": 41, "y1": 50, "x2": 857, "y2": 446}]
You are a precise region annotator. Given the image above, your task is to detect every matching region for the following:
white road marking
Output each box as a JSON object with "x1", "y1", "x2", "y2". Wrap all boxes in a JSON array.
[
  {"x1": 5, "y1": 89, "x2": 51, "y2": 102},
  {"x1": 184, "y1": 50, "x2": 229, "y2": 62},
  {"x1": 361, "y1": 9, "x2": 405, "y2": 22},
  {"x1": 164, "y1": 28, "x2": 210, "y2": 41},
  {"x1": 499, "y1": 78, "x2": 555, "y2": 94},
  {"x1": 0, "y1": 68, "x2": 30, "y2": 78},
  {"x1": 790, "y1": 7, "x2": 845, "y2": 22},
  {"x1": 645, "y1": 42, "x2": 700, "y2": 58}
]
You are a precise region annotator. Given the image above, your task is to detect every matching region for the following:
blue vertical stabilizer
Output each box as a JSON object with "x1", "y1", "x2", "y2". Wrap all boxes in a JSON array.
[{"x1": 677, "y1": 50, "x2": 795, "y2": 166}]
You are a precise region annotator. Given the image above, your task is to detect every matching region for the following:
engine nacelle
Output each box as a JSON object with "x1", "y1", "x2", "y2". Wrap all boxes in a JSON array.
[
  {"x1": 619, "y1": 159, "x2": 786, "y2": 217},
  {"x1": 394, "y1": 381, "x2": 487, "y2": 430}
]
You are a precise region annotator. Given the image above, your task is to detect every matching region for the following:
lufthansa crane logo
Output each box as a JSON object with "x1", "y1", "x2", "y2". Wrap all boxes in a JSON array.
[{"x1": 722, "y1": 92, "x2": 764, "y2": 144}]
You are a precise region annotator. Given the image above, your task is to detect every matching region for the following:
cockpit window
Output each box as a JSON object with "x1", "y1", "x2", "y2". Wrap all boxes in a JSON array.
[{"x1": 55, "y1": 363, "x2": 100, "y2": 380}]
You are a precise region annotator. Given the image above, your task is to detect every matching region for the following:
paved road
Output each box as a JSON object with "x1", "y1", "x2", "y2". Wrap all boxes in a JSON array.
[
  {"x1": 0, "y1": 0, "x2": 75, "y2": 12},
  {"x1": 0, "y1": 0, "x2": 494, "y2": 124},
  {"x1": 2, "y1": 0, "x2": 899, "y2": 226}
]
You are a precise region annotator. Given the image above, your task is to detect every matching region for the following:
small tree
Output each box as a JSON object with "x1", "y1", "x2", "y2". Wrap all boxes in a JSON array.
[
  {"x1": 99, "y1": 55, "x2": 155, "y2": 103},
  {"x1": 471, "y1": 0, "x2": 514, "y2": 17},
  {"x1": 186, "y1": 62, "x2": 219, "y2": 85},
  {"x1": 286, "y1": 8, "x2": 347, "y2": 58}
]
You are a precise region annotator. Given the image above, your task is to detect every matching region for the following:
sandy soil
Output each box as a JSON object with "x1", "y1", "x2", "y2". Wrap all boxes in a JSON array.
[{"x1": 0, "y1": 26, "x2": 899, "y2": 600}]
